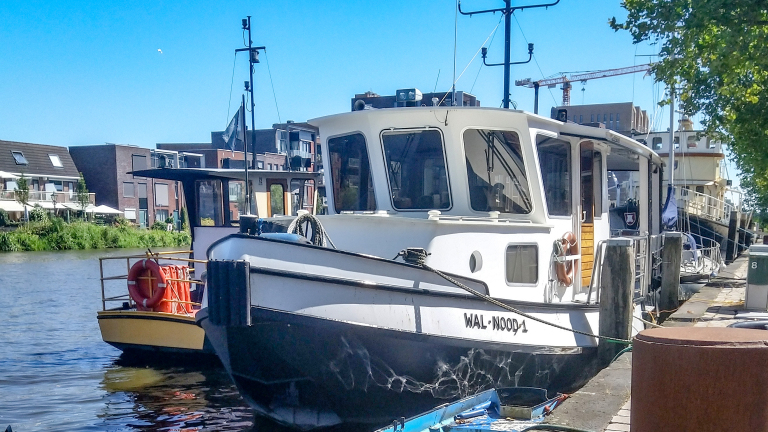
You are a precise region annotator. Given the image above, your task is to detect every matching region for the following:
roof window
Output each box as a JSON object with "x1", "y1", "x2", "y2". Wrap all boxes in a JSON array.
[
  {"x1": 49, "y1": 154, "x2": 63, "y2": 168},
  {"x1": 11, "y1": 151, "x2": 28, "y2": 165}
]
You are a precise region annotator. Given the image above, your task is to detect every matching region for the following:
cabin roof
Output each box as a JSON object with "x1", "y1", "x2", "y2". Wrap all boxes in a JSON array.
[{"x1": 308, "y1": 106, "x2": 662, "y2": 166}]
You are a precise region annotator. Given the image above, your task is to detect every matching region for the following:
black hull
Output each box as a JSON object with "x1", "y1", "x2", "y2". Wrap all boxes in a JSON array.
[{"x1": 199, "y1": 307, "x2": 598, "y2": 430}]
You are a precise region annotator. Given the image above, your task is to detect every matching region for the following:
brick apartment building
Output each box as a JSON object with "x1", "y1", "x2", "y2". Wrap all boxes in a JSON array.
[{"x1": 70, "y1": 144, "x2": 201, "y2": 228}]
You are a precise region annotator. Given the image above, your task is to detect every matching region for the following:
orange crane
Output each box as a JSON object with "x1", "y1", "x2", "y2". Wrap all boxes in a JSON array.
[{"x1": 515, "y1": 64, "x2": 653, "y2": 113}]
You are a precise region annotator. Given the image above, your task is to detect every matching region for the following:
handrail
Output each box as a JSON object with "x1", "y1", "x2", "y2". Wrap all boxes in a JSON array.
[
  {"x1": 99, "y1": 250, "x2": 203, "y2": 312},
  {"x1": 674, "y1": 186, "x2": 733, "y2": 225}
]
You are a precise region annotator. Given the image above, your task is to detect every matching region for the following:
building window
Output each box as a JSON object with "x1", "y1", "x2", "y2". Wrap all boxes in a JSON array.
[
  {"x1": 591, "y1": 114, "x2": 594, "y2": 123},
  {"x1": 328, "y1": 133, "x2": 376, "y2": 212},
  {"x1": 66, "y1": 182, "x2": 74, "y2": 192},
  {"x1": 11, "y1": 151, "x2": 28, "y2": 165},
  {"x1": 123, "y1": 182, "x2": 135, "y2": 198},
  {"x1": 257, "y1": 161, "x2": 264, "y2": 169},
  {"x1": 616, "y1": 113, "x2": 620, "y2": 129},
  {"x1": 652, "y1": 137, "x2": 663, "y2": 150},
  {"x1": 156, "y1": 209, "x2": 169, "y2": 223},
  {"x1": 155, "y1": 183, "x2": 169, "y2": 206},
  {"x1": 124, "y1": 208, "x2": 137, "y2": 220},
  {"x1": 506, "y1": 244, "x2": 538, "y2": 284},
  {"x1": 174, "y1": 183, "x2": 178, "y2": 199},
  {"x1": 464, "y1": 129, "x2": 532, "y2": 214},
  {"x1": 537, "y1": 136, "x2": 571, "y2": 216},
  {"x1": 48, "y1": 154, "x2": 63, "y2": 168},
  {"x1": 579, "y1": 115, "x2": 583, "y2": 124},
  {"x1": 132, "y1": 154, "x2": 147, "y2": 174},
  {"x1": 268, "y1": 163, "x2": 272, "y2": 170},
  {"x1": 382, "y1": 129, "x2": 450, "y2": 210}
]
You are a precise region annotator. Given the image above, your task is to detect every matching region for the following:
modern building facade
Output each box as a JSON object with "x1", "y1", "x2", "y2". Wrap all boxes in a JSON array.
[{"x1": 551, "y1": 102, "x2": 650, "y2": 136}]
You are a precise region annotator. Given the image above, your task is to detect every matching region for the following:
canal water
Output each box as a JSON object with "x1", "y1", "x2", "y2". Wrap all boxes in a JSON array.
[{"x1": 0, "y1": 249, "x2": 255, "y2": 431}]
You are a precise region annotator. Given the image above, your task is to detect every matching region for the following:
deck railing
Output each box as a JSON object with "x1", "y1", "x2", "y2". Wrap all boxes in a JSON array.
[
  {"x1": 674, "y1": 187, "x2": 732, "y2": 225},
  {"x1": 99, "y1": 250, "x2": 206, "y2": 313}
]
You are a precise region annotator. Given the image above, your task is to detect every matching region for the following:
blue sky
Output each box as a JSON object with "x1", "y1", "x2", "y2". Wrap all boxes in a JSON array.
[{"x1": 0, "y1": 0, "x2": 679, "y2": 148}]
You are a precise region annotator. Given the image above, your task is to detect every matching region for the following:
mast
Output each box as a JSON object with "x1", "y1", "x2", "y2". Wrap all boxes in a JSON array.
[
  {"x1": 242, "y1": 94, "x2": 250, "y2": 215},
  {"x1": 459, "y1": 0, "x2": 558, "y2": 108}
]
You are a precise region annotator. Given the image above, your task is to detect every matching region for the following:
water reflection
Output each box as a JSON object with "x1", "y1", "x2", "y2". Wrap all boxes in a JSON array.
[{"x1": 99, "y1": 356, "x2": 255, "y2": 431}]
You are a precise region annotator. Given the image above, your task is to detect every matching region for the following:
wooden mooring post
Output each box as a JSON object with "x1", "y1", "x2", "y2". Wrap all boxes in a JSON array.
[
  {"x1": 659, "y1": 232, "x2": 682, "y2": 316},
  {"x1": 598, "y1": 238, "x2": 634, "y2": 367}
]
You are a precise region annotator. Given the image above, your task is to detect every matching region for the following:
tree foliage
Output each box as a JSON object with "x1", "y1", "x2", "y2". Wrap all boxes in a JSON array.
[
  {"x1": 610, "y1": 0, "x2": 768, "y2": 208},
  {"x1": 15, "y1": 173, "x2": 29, "y2": 206},
  {"x1": 76, "y1": 172, "x2": 90, "y2": 212}
]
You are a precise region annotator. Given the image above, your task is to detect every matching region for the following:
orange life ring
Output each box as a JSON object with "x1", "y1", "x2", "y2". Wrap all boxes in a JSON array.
[
  {"x1": 555, "y1": 232, "x2": 579, "y2": 286},
  {"x1": 127, "y1": 259, "x2": 167, "y2": 310}
]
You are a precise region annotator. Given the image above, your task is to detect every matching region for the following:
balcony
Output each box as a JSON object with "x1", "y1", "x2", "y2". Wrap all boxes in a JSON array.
[
  {"x1": 0, "y1": 190, "x2": 96, "y2": 210},
  {"x1": 289, "y1": 149, "x2": 311, "y2": 160}
]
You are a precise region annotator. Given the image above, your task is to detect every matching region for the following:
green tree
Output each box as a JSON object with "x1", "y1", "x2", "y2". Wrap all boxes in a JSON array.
[
  {"x1": 76, "y1": 172, "x2": 90, "y2": 218},
  {"x1": 610, "y1": 0, "x2": 768, "y2": 208},
  {"x1": 15, "y1": 173, "x2": 29, "y2": 206}
]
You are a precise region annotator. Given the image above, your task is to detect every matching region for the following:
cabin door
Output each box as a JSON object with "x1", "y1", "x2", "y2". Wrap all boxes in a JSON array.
[{"x1": 580, "y1": 143, "x2": 597, "y2": 288}]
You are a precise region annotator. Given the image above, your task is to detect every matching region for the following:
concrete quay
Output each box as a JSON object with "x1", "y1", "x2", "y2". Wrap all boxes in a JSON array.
[{"x1": 543, "y1": 253, "x2": 750, "y2": 432}]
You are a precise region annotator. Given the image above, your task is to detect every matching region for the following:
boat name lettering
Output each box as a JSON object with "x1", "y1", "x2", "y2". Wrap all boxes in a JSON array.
[{"x1": 464, "y1": 313, "x2": 527, "y2": 334}]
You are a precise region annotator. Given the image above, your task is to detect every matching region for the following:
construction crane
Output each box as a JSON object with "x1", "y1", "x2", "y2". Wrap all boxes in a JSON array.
[{"x1": 515, "y1": 64, "x2": 653, "y2": 114}]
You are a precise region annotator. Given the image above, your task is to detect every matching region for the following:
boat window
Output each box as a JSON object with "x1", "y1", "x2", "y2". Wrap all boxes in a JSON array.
[
  {"x1": 536, "y1": 136, "x2": 571, "y2": 216},
  {"x1": 328, "y1": 133, "x2": 376, "y2": 212},
  {"x1": 196, "y1": 179, "x2": 223, "y2": 226},
  {"x1": 506, "y1": 244, "x2": 538, "y2": 284},
  {"x1": 270, "y1": 183, "x2": 285, "y2": 216},
  {"x1": 382, "y1": 129, "x2": 450, "y2": 210},
  {"x1": 593, "y1": 151, "x2": 603, "y2": 217},
  {"x1": 227, "y1": 180, "x2": 251, "y2": 223},
  {"x1": 464, "y1": 129, "x2": 532, "y2": 214},
  {"x1": 290, "y1": 179, "x2": 316, "y2": 214}
]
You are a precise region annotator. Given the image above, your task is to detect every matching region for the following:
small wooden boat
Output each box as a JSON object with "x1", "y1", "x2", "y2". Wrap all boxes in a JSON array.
[{"x1": 97, "y1": 250, "x2": 215, "y2": 358}]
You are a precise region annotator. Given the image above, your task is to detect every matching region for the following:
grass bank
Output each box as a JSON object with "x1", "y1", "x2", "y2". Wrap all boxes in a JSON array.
[{"x1": 0, "y1": 219, "x2": 191, "y2": 252}]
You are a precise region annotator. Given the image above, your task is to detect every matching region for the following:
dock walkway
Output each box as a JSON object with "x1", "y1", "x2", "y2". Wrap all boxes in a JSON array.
[{"x1": 543, "y1": 253, "x2": 750, "y2": 432}]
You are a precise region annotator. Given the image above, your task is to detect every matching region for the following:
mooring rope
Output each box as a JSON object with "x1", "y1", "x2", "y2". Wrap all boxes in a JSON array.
[
  {"x1": 396, "y1": 248, "x2": 631, "y2": 345},
  {"x1": 288, "y1": 213, "x2": 336, "y2": 249}
]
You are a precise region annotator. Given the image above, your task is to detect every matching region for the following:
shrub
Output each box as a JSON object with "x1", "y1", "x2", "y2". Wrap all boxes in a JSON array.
[
  {"x1": 150, "y1": 220, "x2": 167, "y2": 231},
  {"x1": 0, "y1": 209, "x2": 8, "y2": 227},
  {"x1": 29, "y1": 206, "x2": 48, "y2": 223}
]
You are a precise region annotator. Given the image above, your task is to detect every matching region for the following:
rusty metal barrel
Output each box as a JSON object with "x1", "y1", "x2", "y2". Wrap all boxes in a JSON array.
[{"x1": 632, "y1": 327, "x2": 768, "y2": 431}]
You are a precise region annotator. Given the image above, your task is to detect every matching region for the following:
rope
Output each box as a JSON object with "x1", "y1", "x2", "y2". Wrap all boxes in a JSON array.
[
  {"x1": 397, "y1": 248, "x2": 631, "y2": 345},
  {"x1": 287, "y1": 213, "x2": 336, "y2": 248}
]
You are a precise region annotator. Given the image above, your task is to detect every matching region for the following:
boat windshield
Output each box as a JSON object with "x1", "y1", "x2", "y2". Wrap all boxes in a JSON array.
[
  {"x1": 382, "y1": 129, "x2": 450, "y2": 210},
  {"x1": 328, "y1": 133, "x2": 376, "y2": 212},
  {"x1": 463, "y1": 129, "x2": 532, "y2": 214}
]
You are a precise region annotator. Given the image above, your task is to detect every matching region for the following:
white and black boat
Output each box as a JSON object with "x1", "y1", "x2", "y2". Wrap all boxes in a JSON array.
[{"x1": 198, "y1": 105, "x2": 664, "y2": 429}]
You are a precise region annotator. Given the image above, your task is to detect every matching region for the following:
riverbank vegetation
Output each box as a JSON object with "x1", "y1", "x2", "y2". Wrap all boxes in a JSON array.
[{"x1": 0, "y1": 214, "x2": 191, "y2": 252}]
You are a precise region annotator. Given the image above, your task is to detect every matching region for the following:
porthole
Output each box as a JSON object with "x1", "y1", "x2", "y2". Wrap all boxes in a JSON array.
[{"x1": 469, "y1": 251, "x2": 483, "y2": 273}]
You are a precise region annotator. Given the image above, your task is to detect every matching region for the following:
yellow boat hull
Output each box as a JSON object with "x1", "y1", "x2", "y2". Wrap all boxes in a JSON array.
[{"x1": 97, "y1": 310, "x2": 211, "y2": 355}]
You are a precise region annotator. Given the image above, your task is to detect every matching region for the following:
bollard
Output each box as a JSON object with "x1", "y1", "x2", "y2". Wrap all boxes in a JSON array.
[
  {"x1": 659, "y1": 232, "x2": 682, "y2": 315},
  {"x1": 598, "y1": 238, "x2": 634, "y2": 367}
]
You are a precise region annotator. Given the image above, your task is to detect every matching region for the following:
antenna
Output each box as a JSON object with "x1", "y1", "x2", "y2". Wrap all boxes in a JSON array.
[{"x1": 459, "y1": 0, "x2": 560, "y2": 109}]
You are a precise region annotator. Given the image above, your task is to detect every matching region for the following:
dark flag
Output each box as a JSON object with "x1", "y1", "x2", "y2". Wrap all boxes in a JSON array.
[{"x1": 222, "y1": 106, "x2": 244, "y2": 151}]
